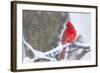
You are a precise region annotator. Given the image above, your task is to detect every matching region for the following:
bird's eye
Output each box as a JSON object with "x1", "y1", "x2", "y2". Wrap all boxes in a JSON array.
[{"x1": 67, "y1": 26, "x2": 70, "y2": 29}]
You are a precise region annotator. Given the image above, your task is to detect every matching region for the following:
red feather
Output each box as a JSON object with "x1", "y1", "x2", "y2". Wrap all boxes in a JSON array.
[
  {"x1": 61, "y1": 20, "x2": 76, "y2": 45},
  {"x1": 58, "y1": 20, "x2": 77, "y2": 60}
]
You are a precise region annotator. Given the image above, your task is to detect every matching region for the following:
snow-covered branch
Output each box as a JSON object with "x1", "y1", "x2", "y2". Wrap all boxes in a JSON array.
[
  {"x1": 23, "y1": 37, "x2": 90, "y2": 63},
  {"x1": 23, "y1": 38, "x2": 57, "y2": 62}
]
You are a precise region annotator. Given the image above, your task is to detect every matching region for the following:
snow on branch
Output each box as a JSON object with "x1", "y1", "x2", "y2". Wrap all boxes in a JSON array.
[
  {"x1": 23, "y1": 37, "x2": 90, "y2": 62},
  {"x1": 23, "y1": 37, "x2": 57, "y2": 62}
]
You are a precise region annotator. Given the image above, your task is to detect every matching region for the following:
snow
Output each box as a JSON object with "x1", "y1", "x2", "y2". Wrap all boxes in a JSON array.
[{"x1": 23, "y1": 36, "x2": 90, "y2": 63}]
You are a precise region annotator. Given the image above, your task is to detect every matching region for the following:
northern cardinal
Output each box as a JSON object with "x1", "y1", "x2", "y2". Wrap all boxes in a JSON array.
[{"x1": 58, "y1": 20, "x2": 77, "y2": 60}]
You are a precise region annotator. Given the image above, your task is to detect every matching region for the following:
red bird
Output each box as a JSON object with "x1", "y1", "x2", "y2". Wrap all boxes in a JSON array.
[{"x1": 58, "y1": 20, "x2": 77, "y2": 60}]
